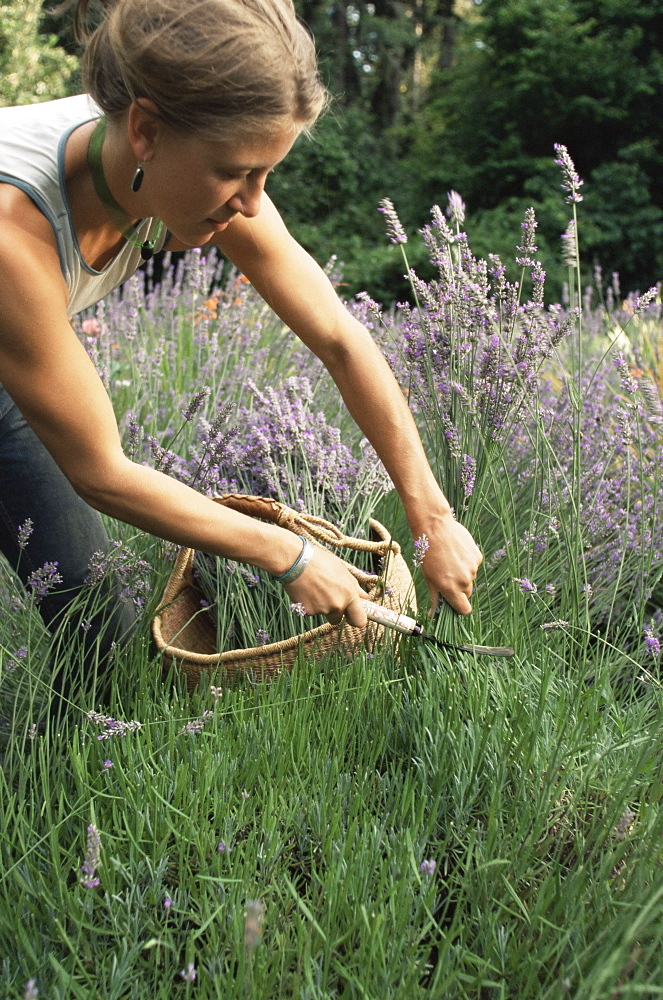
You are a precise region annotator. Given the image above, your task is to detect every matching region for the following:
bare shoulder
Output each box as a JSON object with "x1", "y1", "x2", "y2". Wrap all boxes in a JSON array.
[
  {"x1": 0, "y1": 185, "x2": 68, "y2": 316},
  {"x1": 0, "y1": 182, "x2": 63, "y2": 261},
  {"x1": 0, "y1": 187, "x2": 73, "y2": 394}
]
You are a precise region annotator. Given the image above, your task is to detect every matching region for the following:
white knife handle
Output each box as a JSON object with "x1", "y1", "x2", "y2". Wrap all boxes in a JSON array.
[{"x1": 360, "y1": 599, "x2": 418, "y2": 635}]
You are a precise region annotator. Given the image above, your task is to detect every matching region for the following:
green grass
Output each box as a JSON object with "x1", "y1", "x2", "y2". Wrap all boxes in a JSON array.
[{"x1": 1, "y1": 519, "x2": 662, "y2": 997}]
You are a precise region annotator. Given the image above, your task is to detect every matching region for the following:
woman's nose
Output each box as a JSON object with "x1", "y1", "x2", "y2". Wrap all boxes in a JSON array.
[{"x1": 229, "y1": 177, "x2": 264, "y2": 218}]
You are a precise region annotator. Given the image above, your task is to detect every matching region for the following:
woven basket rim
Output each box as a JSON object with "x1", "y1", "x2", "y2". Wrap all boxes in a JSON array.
[{"x1": 152, "y1": 516, "x2": 402, "y2": 666}]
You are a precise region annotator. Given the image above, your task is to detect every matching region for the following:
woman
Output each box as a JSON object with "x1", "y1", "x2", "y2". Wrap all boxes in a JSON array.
[{"x1": 0, "y1": 0, "x2": 482, "y2": 717}]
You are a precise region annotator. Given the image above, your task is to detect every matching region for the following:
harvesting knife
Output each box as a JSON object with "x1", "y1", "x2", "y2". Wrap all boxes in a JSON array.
[{"x1": 359, "y1": 599, "x2": 515, "y2": 658}]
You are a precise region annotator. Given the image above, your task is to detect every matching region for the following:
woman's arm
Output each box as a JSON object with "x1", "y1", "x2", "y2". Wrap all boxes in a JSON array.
[
  {"x1": 216, "y1": 196, "x2": 483, "y2": 614},
  {"x1": 0, "y1": 212, "x2": 369, "y2": 626}
]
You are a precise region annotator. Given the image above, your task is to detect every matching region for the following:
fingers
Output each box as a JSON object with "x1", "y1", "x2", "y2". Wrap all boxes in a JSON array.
[
  {"x1": 428, "y1": 584, "x2": 473, "y2": 617},
  {"x1": 326, "y1": 593, "x2": 369, "y2": 628},
  {"x1": 447, "y1": 592, "x2": 472, "y2": 616}
]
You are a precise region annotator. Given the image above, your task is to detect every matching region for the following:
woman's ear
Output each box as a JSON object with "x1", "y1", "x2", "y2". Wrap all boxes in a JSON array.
[{"x1": 127, "y1": 99, "x2": 162, "y2": 163}]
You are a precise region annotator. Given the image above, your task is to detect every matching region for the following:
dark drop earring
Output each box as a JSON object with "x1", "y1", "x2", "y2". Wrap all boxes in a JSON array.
[{"x1": 131, "y1": 164, "x2": 144, "y2": 193}]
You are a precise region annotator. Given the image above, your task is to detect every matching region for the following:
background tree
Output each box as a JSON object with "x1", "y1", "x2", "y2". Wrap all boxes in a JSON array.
[
  {"x1": 405, "y1": 0, "x2": 663, "y2": 296},
  {"x1": 269, "y1": 1, "x2": 460, "y2": 301},
  {"x1": 0, "y1": 0, "x2": 78, "y2": 107}
]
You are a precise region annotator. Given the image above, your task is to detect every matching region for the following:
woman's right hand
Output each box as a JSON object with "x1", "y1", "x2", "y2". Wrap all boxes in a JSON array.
[{"x1": 282, "y1": 543, "x2": 370, "y2": 629}]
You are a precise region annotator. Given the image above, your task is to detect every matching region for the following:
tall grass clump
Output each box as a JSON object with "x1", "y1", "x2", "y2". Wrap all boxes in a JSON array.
[{"x1": 1, "y1": 145, "x2": 663, "y2": 998}]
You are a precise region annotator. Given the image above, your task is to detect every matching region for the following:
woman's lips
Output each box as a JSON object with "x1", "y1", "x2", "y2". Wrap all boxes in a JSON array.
[{"x1": 205, "y1": 218, "x2": 230, "y2": 232}]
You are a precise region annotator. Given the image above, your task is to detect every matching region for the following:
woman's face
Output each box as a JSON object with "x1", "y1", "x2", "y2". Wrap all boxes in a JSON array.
[{"x1": 139, "y1": 126, "x2": 297, "y2": 246}]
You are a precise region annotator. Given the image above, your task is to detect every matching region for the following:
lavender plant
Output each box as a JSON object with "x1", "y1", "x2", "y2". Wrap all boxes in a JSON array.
[{"x1": 377, "y1": 149, "x2": 662, "y2": 661}]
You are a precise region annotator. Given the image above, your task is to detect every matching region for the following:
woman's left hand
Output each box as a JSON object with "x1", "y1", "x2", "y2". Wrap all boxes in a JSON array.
[{"x1": 416, "y1": 511, "x2": 483, "y2": 616}]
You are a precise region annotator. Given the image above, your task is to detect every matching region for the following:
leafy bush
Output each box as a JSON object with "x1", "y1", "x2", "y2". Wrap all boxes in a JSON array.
[{"x1": 0, "y1": 0, "x2": 78, "y2": 106}]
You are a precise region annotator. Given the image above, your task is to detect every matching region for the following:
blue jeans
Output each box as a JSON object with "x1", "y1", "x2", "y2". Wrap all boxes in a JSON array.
[{"x1": 0, "y1": 385, "x2": 136, "y2": 722}]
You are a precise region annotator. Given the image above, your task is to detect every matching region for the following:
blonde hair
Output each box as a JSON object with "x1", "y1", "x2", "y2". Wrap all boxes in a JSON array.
[{"x1": 71, "y1": 0, "x2": 327, "y2": 139}]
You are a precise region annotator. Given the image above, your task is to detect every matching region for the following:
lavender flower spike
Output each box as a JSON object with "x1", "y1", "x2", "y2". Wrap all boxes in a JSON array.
[
  {"x1": 24, "y1": 981, "x2": 38, "y2": 1000},
  {"x1": 80, "y1": 823, "x2": 101, "y2": 888},
  {"x1": 181, "y1": 385, "x2": 211, "y2": 421},
  {"x1": 446, "y1": 189, "x2": 466, "y2": 227},
  {"x1": 378, "y1": 197, "x2": 408, "y2": 245},
  {"x1": 541, "y1": 620, "x2": 570, "y2": 631},
  {"x1": 514, "y1": 577, "x2": 538, "y2": 594},
  {"x1": 27, "y1": 561, "x2": 63, "y2": 602},
  {"x1": 516, "y1": 207, "x2": 538, "y2": 266},
  {"x1": 643, "y1": 627, "x2": 661, "y2": 658},
  {"x1": 553, "y1": 143, "x2": 584, "y2": 203},
  {"x1": 413, "y1": 534, "x2": 430, "y2": 569},
  {"x1": 87, "y1": 710, "x2": 142, "y2": 740},
  {"x1": 178, "y1": 709, "x2": 214, "y2": 736},
  {"x1": 17, "y1": 518, "x2": 33, "y2": 550}
]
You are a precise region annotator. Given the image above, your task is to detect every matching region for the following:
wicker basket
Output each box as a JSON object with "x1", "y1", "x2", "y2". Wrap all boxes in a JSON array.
[{"x1": 152, "y1": 493, "x2": 416, "y2": 690}]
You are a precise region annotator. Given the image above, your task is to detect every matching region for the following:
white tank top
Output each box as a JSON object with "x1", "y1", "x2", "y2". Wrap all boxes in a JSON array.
[{"x1": 0, "y1": 94, "x2": 167, "y2": 315}]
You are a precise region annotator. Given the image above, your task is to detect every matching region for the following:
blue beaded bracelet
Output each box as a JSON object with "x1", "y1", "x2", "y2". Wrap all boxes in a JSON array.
[{"x1": 275, "y1": 536, "x2": 315, "y2": 585}]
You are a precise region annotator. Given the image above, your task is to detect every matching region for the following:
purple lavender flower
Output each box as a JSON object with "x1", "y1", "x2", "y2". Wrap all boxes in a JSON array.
[
  {"x1": 516, "y1": 207, "x2": 538, "y2": 266},
  {"x1": 80, "y1": 824, "x2": 101, "y2": 888},
  {"x1": 24, "y1": 981, "x2": 38, "y2": 1000},
  {"x1": 27, "y1": 562, "x2": 62, "y2": 602},
  {"x1": 290, "y1": 602, "x2": 307, "y2": 617},
  {"x1": 413, "y1": 534, "x2": 430, "y2": 569},
  {"x1": 178, "y1": 710, "x2": 214, "y2": 736},
  {"x1": 17, "y1": 519, "x2": 33, "y2": 550},
  {"x1": 461, "y1": 453, "x2": 477, "y2": 498},
  {"x1": 85, "y1": 543, "x2": 152, "y2": 610},
  {"x1": 181, "y1": 385, "x2": 211, "y2": 421},
  {"x1": 126, "y1": 411, "x2": 141, "y2": 459},
  {"x1": 87, "y1": 710, "x2": 142, "y2": 740},
  {"x1": 217, "y1": 840, "x2": 231, "y2": 853},
  {"x1": 643, "y1": 627, "x2": 660, "y2": 658},
  {"x1": 379, "y1": 197, "x2": 408, "y2": 245},
  {"x1": 612, "y1": 353, "x2": 638, "y2": 395},
  {"x1": 419, "y1": 859, "x2": 436, "y2": 876},
  {"x1": 553, "y1": 143, "x2": 584, "y2": 203},
  {"x1": 541, "y1": 620, "x2": 570, "y2": 631},
  {"x1": 102, "y1": 760, "x2": 113, "y2": 769},
  {"x1": 446, "y1": 189, "x2": 466, "y2": 228},
  {"x1": 11, "y1": 646, "x2": 27, "y2": 666},
  {"x1": 164, "y1": 895, "x2": 173, "y2": 911},
  {"x1": 632, "y1": 286, "x2": 660, "y2": 315},
  {"x1": 255, "y1": 628, "x2": 270, "y2": 645},
  {"x1": 514, "y1": 577, "x2": 538, "y2": 594}
]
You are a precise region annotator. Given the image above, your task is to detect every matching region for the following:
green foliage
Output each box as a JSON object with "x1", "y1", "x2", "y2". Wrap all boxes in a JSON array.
[
  {"x1": 403, "y1": 0, "x2": 663, "y2": 296},
  {"x1": 269, "y1": 104, "x2": 418, "y2": 296},
  {"x1": 0, "y1": 0, "x2": 78, "y2": 107}
]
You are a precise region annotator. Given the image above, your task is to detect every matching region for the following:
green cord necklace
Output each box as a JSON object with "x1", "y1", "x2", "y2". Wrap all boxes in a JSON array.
[{"x1": 87, "y1": 118, "x2": 164, "y2": 261}]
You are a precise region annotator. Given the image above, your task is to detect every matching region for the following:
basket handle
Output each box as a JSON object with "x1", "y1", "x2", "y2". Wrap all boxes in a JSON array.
[{"x1": 212, "y1": 493, "x2": 399, "y2": 556}]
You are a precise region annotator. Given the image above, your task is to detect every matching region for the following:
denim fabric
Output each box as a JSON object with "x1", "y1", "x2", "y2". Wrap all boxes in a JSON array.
[{"x1": 0, "y1": 384, "x2": 136, "y2": 721}]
